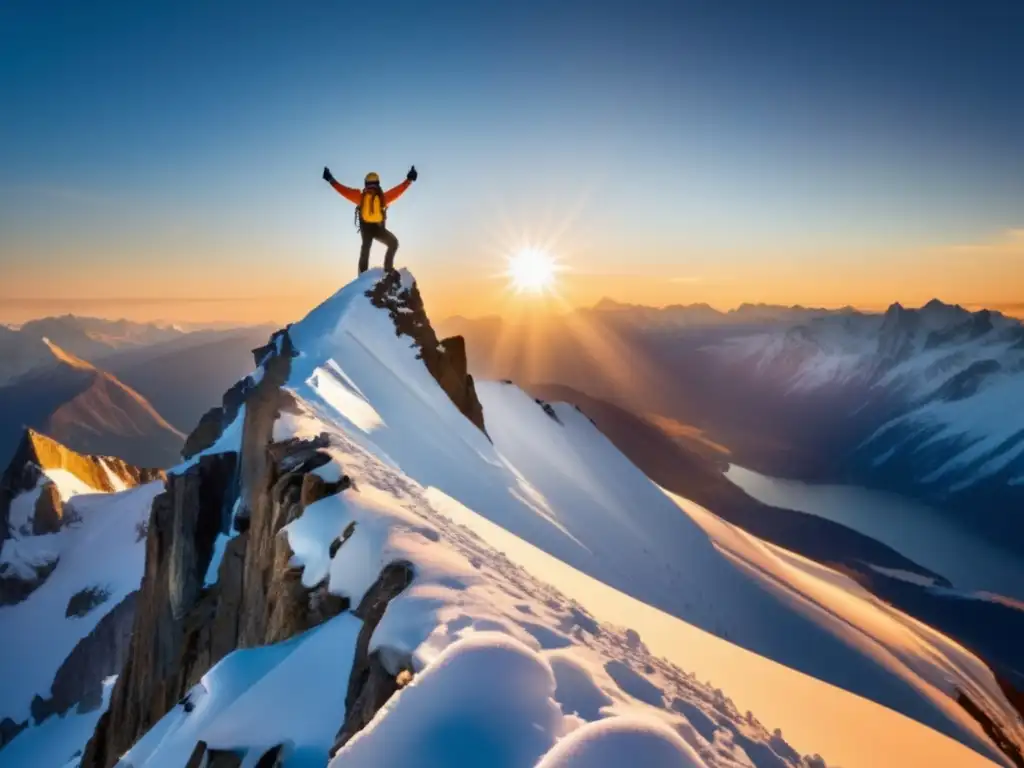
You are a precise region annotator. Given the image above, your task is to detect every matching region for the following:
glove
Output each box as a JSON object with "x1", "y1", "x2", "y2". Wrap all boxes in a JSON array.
[
  {"x1": 322, "y1": 166, "x2": 334, "y2": 182},
  {"x1": 406, "y1": 165, "x2": 418, "y2": 182}
]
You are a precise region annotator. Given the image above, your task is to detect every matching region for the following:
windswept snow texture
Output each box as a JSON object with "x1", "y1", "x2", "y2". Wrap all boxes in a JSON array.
[
  {"x1": 0, "y1": 481, "x2": 160, "y2": 723},
  {"x1": 119, "y1": 271, "x2": 1020, "y2": 768}
]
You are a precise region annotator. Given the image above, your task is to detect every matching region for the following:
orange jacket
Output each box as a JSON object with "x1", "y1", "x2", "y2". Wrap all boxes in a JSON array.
[{"x1": 329, "y1": 178, "x2": 411, "y2": 206}]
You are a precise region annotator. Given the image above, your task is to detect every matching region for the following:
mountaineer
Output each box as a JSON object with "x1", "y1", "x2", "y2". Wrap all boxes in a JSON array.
[{"x1": 322, "y1": 165, "x2": 418, "y2": 274}]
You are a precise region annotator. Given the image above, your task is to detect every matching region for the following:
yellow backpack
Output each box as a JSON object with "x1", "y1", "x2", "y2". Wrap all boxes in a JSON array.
[{"x1": 358, "y1": 187, "x2": 385, "y2": 224}]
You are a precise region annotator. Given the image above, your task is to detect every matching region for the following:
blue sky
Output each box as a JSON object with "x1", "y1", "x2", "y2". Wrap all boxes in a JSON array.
[{"x1": 1, "y1": 0, "x2": 1022, "y2": 318}]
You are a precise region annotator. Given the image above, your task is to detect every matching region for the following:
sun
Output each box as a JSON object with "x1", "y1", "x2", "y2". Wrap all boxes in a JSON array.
[{"x1": 506, "y1": 249, "x2": 558, "y2": 294}]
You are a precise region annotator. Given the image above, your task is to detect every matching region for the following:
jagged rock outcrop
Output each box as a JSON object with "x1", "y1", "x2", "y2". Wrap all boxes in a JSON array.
[
  {"x1": 181, "y1": 327, "x2": 296, "y2": 461},
  {"x1": 182, "y1": 375, "x2": 256, "y2": 459},
  {"x1": 330, "y1": 561, "x2": 415, "y2": 755},
  {"x1": 82, "y1": 336, "x2": 350, "y2": 768},
  {"x1": 184, "y1": 742, "x2": 244, "y2": 768},
  {"x1": 1, "y1": 428, "x2": 164, "y2": 543},
  {"x1": 367, "y1": 271, "x2": 487, "y2": 435},
  {"x1": 31, "y1": 482, "x2": 64, "y2": 535},
  {"x1": 80, "y1": 451, "x2": 237, "y2": 767},
  {"x1": 31, "y1": 591, "x2": 137, "y2": 723},
  {"x1": 83, "y1": 276, "x2": 460, "y2": 765},
  {"x1": 65, "y1": 585, "x2": 112, "y2": 618}
]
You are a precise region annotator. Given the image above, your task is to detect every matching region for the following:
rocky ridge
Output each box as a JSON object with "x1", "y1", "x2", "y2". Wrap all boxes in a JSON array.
[{"x1": 81, "y1": 271, "x2": 487, "y2": 766}]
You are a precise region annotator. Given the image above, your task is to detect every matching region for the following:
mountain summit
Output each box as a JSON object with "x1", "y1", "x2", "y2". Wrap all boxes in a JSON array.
[{"x1": 1, "y1": 270, "x2": 1021, "y2": 768}]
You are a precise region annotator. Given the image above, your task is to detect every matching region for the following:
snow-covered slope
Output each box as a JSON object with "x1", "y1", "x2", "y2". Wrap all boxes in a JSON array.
[
  {"x1": 0, "y1": 484, "x2": 160, "y2": 718},
  {"x1": 0, "y1": 317, "x2": 183, "y2": 384},
  {"x1": 71, "y1": 270, "x2": 1024, "y2": 768},
  {"x1": 707, "y1": 300, "x2": 1024, "y2": 505},
  {"x1": 0, "y1": 431, "x2": 164, "y2": 603},
  {"x1": 0, "y1": 437, "x2": 162, "y2": 765},
  {"x1": 0, "y1": 432, "x2": 165, "y2": 761}
]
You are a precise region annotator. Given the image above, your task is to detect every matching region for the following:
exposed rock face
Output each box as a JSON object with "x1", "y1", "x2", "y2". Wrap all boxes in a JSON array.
[
  {"x1": 0, "y1": 558, "x2": 58, "y2": 607},
  {"x1": 366, "y1": 271, "x2": 487, "y2": 435},
  {"x1": 31, "y1": 482, "x2": 64, "y2": 535},
  {"x1": 80, "y1": 451, "x2": 237, "y2": 767},
  {"x1": 330, "y1": 561, "x2": 415, "y2": 755},
  {"x1": 182, "y1": 375, "x2": 256, "y2": 459},
  {"x1": 83, "y1": 282, "x2": 458, "y2": 764},
  {"x1": 31, "y1": 591, "x2": 138, "y2": 724},
  {"x1": 80, "y1": 450, "x2": 237, "y2": 768},
  {"x1": 184, "y1": 741, "x2": 209, "y2": 768},
  {"x1": 181, "y1": 327, "x2": 296, "y2": 461},
  {"x1": 82, "y1": 335, "x2": 350, "y2": 768},
  {"x1": 65, "y1": 585, "x2": 112, "y2": 618},
  {"x1": 254, "y1": 744, "x2": 285, "y2": 767}
]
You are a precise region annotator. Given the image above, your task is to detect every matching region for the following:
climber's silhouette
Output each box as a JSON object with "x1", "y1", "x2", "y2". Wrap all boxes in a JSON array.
[{"x1": 322, "y1": 166, "x2": 417, "y2": 274}]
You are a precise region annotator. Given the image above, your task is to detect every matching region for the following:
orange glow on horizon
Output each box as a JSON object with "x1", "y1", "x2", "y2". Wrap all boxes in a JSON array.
[{"x1": 1, "y1": 232, "x2": 1022, "y2": 325}]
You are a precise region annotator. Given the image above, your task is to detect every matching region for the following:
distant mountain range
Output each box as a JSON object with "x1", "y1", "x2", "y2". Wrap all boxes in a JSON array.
[
  {"x1": 440, "y1": 298, "x2": 1024, "y2": 554},
  {"x1": 583, "y1": 297, "x2": 851, "y2": 327},
  {"x1": 98, "y1": 326, "x2": 274, "y2": 432},
  {"x1": 705, "y1": 299, "x2": 1024, "y2": 522},
  {"x1": 0, "y1": 341, "x2": 184, "y2": 469},
  {"x1": 0, "y1": 316, "x2": 273, "y2": 468},
  {"x1": 0, "y1": 316, "x2": 184, "y2": 384}
]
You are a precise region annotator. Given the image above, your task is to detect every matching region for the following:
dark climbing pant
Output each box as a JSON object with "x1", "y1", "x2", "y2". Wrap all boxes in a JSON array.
[{"x1": 359, "y1": 222, "x2": 399, "y2": 274}]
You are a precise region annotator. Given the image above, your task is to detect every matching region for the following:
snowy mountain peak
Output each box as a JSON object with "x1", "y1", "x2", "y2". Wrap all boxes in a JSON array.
[
  {"x1": 6, "y1": 270, "x2": 1024, "y2": 768},
  {"x1": 0, "y1": 429, "x2": 164, "y2": 605}
]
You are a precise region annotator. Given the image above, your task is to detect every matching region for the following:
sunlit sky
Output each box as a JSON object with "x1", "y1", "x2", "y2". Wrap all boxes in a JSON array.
[{"x1": 1, "y1": 0, "x2": 1022, "y2": 324}]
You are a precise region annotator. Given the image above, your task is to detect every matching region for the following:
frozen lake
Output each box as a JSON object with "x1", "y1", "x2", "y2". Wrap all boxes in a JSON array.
[{"x1": 726, "y1": 465, "x2": 1024, "y2": 602}]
